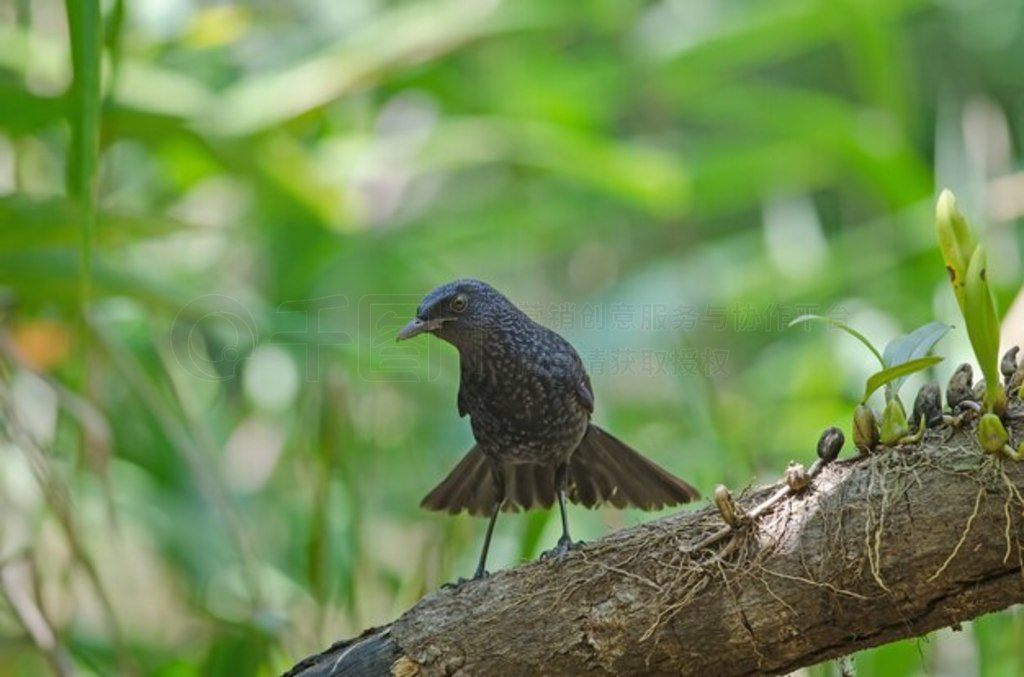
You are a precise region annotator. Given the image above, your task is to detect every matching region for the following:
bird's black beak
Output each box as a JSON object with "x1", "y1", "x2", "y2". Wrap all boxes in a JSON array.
[{"x1": 396, "y1": 317, "x2": 443, "y2": 341}]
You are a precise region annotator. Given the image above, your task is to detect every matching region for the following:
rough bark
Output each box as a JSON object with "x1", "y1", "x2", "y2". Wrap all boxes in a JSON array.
[{"x1": 285, "y1": 418, "x2": 1024, "y2": 677}]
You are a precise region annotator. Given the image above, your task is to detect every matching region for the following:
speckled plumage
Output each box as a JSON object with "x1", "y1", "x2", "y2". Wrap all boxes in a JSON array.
[{"x1": 398, "y1": 279, "x2": 700, "y2": 578}]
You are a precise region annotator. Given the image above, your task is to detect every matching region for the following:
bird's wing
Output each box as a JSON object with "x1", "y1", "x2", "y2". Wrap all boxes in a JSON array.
[
  {"x1": 576, "y1": 371, "x2": 594, "y2": 413},
  {"x1": 560, "y1": 338, "x2": 594, "y2": 413},
  {"x1": 457, "y1": 373, "x2": 470, "y2": 417}
]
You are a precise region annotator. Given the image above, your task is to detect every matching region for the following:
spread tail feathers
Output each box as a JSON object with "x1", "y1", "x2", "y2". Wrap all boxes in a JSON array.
[
  {"x1": 420, "y1": 446, "x2": 557, "y2": 516},
  {"x1": 420, "y1": 425, "x2": 699, "y2": 516},
  {"x1": 568, "y1": 424, "x2": 700, "y2": 510},
  {"x1": 420, "y1": 446, "x2": 495, "y2": 516}
]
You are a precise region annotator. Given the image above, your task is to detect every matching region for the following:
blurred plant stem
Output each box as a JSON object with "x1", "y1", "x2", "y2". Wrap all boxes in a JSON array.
[
  {"x1": 89, "y1": 323, "x2": 266, "y2": 611},
  {"x1": 0, "y1": 358, "x2": 131, "y2": 674},
  {"x1": 0, "y1": 556, "x2": 76, "y2": 677},
  {"x1": 63, "y1": 0, "x2": 101, "y2": 359}
]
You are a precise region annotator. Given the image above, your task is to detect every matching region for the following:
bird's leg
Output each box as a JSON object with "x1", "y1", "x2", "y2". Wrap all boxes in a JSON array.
[
  {"x1": 542, "y1": 463, "x2": 574, "y2": 560},
  {"x1": 473, "y1": 503, "x2": 500, "y2": 580},
  {"x1": 555, "y1": 465, "x2": 572, "y2": 549},
  {"x1": 473, "y1": 467, "x2": 505, "y2": 580}
]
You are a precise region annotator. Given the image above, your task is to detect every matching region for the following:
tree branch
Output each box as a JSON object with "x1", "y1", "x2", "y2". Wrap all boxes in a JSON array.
[{"x1": 285, "y1": 418, "x2": 1024, "y2": 676}]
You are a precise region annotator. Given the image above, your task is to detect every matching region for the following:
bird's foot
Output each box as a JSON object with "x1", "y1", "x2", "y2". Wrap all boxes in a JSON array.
[
  {"x1": 468, "y1": 565, "x2": 491, "y2": 581},
  {"x1": 441, "y1": 570, "x2": 489, "y2": 590},
  {"x1": 540, "y1": 535, "x2": 575, "y2": 561}
]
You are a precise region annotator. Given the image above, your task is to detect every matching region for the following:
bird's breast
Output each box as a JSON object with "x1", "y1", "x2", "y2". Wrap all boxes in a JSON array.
[{"x1": 461, "y1": 354, "x2": 589, "y2": 464}]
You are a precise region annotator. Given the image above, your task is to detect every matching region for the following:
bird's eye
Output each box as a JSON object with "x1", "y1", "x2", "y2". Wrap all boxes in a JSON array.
[{"x1": 450, "y1": 294, "x2": 468, "y2": 313}]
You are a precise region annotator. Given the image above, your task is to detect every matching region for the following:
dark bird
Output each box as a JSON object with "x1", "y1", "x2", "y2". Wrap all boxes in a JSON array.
[{"x1": 397, "y1": 279, "x2": 700, "y2": 579}]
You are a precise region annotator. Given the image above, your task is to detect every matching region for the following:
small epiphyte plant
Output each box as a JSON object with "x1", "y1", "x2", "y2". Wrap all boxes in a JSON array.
[
  {"x1": 936, "y1": 190, "x2": 1006, "y2": 414},
  {"x1": 790, "y1": 315, "x2": 949, "y2": 452},
  {"x1": 937, "y1": 189, "x2": 1021, "y2": 459}
]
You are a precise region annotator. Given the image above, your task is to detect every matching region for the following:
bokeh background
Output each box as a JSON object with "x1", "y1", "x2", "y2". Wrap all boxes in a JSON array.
[{"x1": 1, "y1": 0, "x2": 1024, "y2": 674}]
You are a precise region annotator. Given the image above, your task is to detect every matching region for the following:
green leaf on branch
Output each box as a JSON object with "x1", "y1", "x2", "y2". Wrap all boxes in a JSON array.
[
  {"x1": 935, "y1": 189, "x2": 976, "y2": 310},
  {"x1": 789, "y1": 313, "x2": 885, "y2": 368},
  {"x1": 963, "y1": 245, "x2": 1006, "y2": 412},
  {"x1": 879, "y1": 397, "x2": 910, "y2": 445},
  {"x1": 863, "y1": 356, "x2": 944, "y2": 403},
  {"x1": 881, "y1": 320, "x2": 951, "y2": 393}
]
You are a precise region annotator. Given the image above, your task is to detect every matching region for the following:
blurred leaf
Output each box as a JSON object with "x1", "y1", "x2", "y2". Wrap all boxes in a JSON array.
[
  {"x1": 0, "y1": 24, "x2": 67, "y2": 88},
  {"x1": 518, "y1": 510, "x2": 552, "y2": 562},
  {"x1": 0, "y1": 196, "x2": 192, "y2": 251},
  {"x1": 517, "y1": 123, "x2": 690, "y2": 217},
  {"x1": 201, "y1": 624, "x2": 272, "y2": 677},
  {"x1": 202, "y1": 0, "x2": 542, "y2": 136},
  {"x1": 837, "y1": 0, "x2": 914, "y2": 130},
  {"x1": 424, "y1": 118, "x2": 690, "y2": 216},
  {"x1": 974, "y1": 611, "x2": 1024, "y2": 676},
  {"x1": 113, "y1": 60, "x2": 214, "y2": 122},
  {"x1": 853, "y1": 636, "x2": 924, "y2": 676},
  {"x1": 0, "y1": 250, "x2": 195, "y2": 311},
  {"x1": 0, "y1": 83, "x2": 66, "y2": 134},
  {"x1": 677, "y1": 85, "x2": 930, "y2": 206},
  {"x1": 657, "y1": 0, "x2": 928, "y2": 95},
  {"x1": 63, "y1": 0, "x2": 102, "y2": 204}
]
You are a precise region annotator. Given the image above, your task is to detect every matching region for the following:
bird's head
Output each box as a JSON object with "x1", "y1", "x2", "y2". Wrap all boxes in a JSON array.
[{"x1": 396, "y1": 279, "x2": 517, "y2": 348}]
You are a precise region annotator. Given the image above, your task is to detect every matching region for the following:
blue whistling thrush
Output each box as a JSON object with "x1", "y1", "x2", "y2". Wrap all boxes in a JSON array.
[{"x1": 398, "y1": 279, "x2": 700, "y2": 579}]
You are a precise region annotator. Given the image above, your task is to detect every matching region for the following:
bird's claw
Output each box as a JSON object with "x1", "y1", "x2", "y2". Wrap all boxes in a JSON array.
[
  {"x1": 541, "y1": 535, "x2": 575, "y2": 561},
  {"x1": 441, "y1": 571, "x2": 489, "y2": 590}
]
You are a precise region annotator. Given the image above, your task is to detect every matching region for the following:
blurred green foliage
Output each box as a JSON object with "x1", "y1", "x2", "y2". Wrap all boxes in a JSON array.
[{"x1": 0, "y1": 0, "x2": 1023, "y2": 674}]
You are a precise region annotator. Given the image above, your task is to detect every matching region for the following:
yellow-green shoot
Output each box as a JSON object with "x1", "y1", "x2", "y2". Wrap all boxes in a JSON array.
[{"x1": 936, "y1": 190, "x2": 1007, "y2": 415}]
